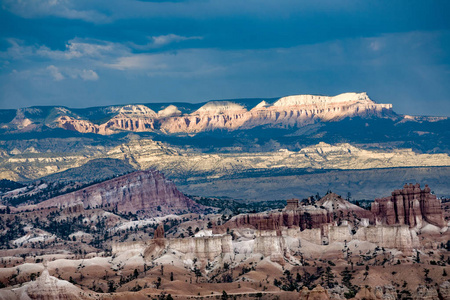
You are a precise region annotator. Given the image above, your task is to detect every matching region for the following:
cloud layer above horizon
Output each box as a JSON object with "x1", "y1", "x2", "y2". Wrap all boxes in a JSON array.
[{"x1": 1, "y1": 0, "x2": 450, "y2": 115}]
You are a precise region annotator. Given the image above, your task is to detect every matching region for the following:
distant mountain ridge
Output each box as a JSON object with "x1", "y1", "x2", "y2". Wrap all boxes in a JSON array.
[
  {"x1": 0, "y1": 92, "x2": 400, "y2": 135},
  {"x1": 0, "y1": 92, "x2": 449, "y2": 202}
]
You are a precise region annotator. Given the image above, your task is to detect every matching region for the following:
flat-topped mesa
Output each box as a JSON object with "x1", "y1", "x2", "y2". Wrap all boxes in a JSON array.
[
  {"x1": 273, "y1": 92, "x2": 372, "y2": 106},
  {"x1": 161, "y1": 92, "x2": 393, "y2": 133},
  {"x1": 194, "y1": 101, "x2": 246, "y2": 114},
  {"x1": 49, "y1": 92, "x2": 394, "y2": 134},
  {"x1": 27, "y1": 170, "x2": 205, "y2": 217},
  {"x1": 371, "y1": 183, "x2": 445, "y2": 228}
]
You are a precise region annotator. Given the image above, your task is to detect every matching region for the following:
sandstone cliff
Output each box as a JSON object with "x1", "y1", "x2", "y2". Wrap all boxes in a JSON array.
[
  {"x1": 27, "y1": 170, "x2": 205, "y2": 217},
  {"x1": 371, "y1": 183, "x2": 445, "y2": 228},
  {"x1": 224, "y1": 195, "x2": 373, "y2": 232},
  {"x1": 0, "y1": 269, "x2": 92, "y2": 300},
  {"x1": 36, "y1": 92, "x2": 394, "y2": 135}
]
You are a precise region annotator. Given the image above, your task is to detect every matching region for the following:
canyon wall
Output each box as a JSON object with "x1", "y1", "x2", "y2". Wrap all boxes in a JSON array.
[
  {"x1": 46, "y1": 92, "x2": 394, "y2": 135},
  {"x1": 168, "y1": 235, "x2": 232, "y2": 260},
  {"x1": 371, "y1": 183, "x2": 445, "y2": 228}
]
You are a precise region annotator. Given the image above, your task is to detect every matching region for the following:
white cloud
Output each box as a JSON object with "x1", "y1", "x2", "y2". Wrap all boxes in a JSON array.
[
  {"x1": 79, "y1": 69, "x2": 99, "y2": 81},
  {"x1": 1, "y1": 38, "x2": 127, "y2": 62},
  {"x1": 152, "y1": 34, "x2": 202, "y2": 46},
  {"x1": 2, "y1": 0, "x2": 109, "y2": 23},
  {"x1": 38, "y1": 39, "x2": 124, "y2": 60},
  {"x1": 105, "y1": 55, "x2": 167, "y2": 71},
  {"x1": 44, "y1": 65, "x2": 99, "y2": 81},
  {"x1": 46, "y1": 65, "x2": 64, "y2": 81},
  {"x1": 130, "y1": 34, "x2": 203, "y2": 50}
]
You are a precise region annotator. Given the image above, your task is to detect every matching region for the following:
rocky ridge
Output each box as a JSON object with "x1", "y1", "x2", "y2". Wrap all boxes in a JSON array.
[
  {"x1": 18, "y1": 169, "x2": 206, "y2": 217},
  {"x1": 2, "y1": 92, "x2": 394, "y2": 135},
  {"x1": 0, "y1": 269, "x2": 91, "y2": 300},
  {"x1": 2, "y1": 138, "x2": 450, "y2": 184}
]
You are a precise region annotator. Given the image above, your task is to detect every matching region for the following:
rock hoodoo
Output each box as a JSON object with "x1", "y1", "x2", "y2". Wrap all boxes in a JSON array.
[{"x1": 371, "y1": 183, "x2": 445, "y2": 228}]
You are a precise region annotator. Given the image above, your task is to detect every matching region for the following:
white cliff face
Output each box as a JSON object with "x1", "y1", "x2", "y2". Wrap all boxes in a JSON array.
[
  {"x1": 2, "y1": 138, "x2": 450, "y2": 183},
  {"x1": 6, "y1": 269, "x2": 91, "y2": 300},
  {"x1": 158, "y1": 105, "x2": 182, "y2": 118},
  {"x1": 118, "y1": 105, "x2": 157, "y2": 117},
  {"x1": 27, "y1": 92, "x2": 395, "y2": 135},
  {"x1": 272, "y1": 92, "x2": 372, "y2": 106},
  {"x1": 194, "y1": 101, "x2": 246, "y2": 114},
  {"x1": 137, "y1": 234, "x2": 233, "y2": 261},
  {"x1": 168, "y1": 235, "x2": 232, "y2": 260}
]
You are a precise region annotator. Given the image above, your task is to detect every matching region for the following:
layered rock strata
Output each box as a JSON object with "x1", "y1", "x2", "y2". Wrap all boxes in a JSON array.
[
  {"x1": 3, "y1": 269, "x2": 91, "y2": 300},
  {"x1": 224, "y1": 195, "x2": 372, "y2": 232},
  {"x1": 326, "y1": 223, "x2": 419, "y2": 255},
  {"x1": 22, "y1": 170, "x2": 205, "y2": 217},
  {"x1": 114, "y1": 224, "x2": 232, "y2": 261},
  {"x1": 47, "y1": 92, "x2": 394, "y2": 135},
  {"x1": 371, "y1": 183, "x2": 445, "y2": 228},
  {"x1": 167, "y1": 235, "x2": 232, "y2": 260},
  {"x1": 58, "y1": 105, "x2": 157, "y2": 135}
]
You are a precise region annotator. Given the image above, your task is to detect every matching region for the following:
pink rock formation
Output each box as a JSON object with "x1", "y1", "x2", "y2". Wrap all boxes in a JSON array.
[
  {"x1": 154, "y1": 224, "x2": 165, "y2": 239},
  {"x1": 52, "y1": 93, "x2": 393, "y2": 135},
  {"x1": 223, "y1": 209, "x2": 329, "y2": 232},
  {"x1": 299, "y1": 285, "x2": 330, "y2": 300},
  {"x1": 371, "y1": 183, "x2": 445, "y2": 228},
  {"x1": 3, "y1": 269, "x2": 92, "y2": 299},
  {"x1": 224, "y1": 194, "x2": 373, "y2": 232},
  {"x1": 57, "y1": 105, "x2": 158, "y2": 135},
  {"x1": 30, "y1": 170, "x2": 205, "y2": 217}
]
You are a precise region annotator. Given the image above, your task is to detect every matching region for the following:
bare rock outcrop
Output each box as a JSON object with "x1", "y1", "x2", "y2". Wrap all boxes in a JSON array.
[
  {"x1": 299, "y1": 285, "x2": 330, "y2": 300},
  {"x1": 316, "y1": 193, "x2": 374, "y2": 223},
  {"x1": 354, "y1": 225, "x2": 419, "y2": 255},
  {"x1": 29, "y1": 170, "x2": 205, "y2": 217},
  {"x1": 154, "y1": 224, "x2": 165, "y2": 239},
  {"x1": 51, "y1": 92, "x2": 393, "y2": 135},
  {"x1": 223, "y1": 208, "x2": 329, "y2": 232},
  {"x1": 168, "y1": 235, "x2": 232, "y2": 260},
  {"x1": 225, "y1": 197, "x2": 419, "y2": 254},
  {"x1": 413, "y1": 285, "x2": 439, "y2": 300},
  {"x1": 0, "y1": 269, "x2": 92, "y2": 300},
  {"x1": 352, "y1": 286, "x2": 378, "y2": 300},
  {"x1": 372, "y1": 183, "x2": 445, "y2": 228},
  {"x1": 160, "y1": 92, "x2": 392, "y2": 134},
  {"x1": 224, "y1": 195, "x2": 373, "y2": 232},
  {"x1": 439, "y1": 281, "x2": 450, "y2": 299}
]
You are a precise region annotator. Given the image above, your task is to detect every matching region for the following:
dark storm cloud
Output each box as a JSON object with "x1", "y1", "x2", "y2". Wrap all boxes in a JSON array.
[{"x1": 0, "y1": 0, "x2": 449, "y2": 115}]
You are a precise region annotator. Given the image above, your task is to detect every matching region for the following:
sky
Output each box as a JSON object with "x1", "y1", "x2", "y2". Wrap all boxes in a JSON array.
[{"x1": 1, "y1": 0, "x2": 450, "y2": 116}]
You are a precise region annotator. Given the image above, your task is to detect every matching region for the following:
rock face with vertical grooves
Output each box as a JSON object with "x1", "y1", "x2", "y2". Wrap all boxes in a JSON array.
[
  {"x1": 28, "y1": 170, "x2": 205, "y2": 217},
  {"x1": 371, "y1": 183, "x2": 446, "y2": 228},
  {"x1": 26, "y1": 92, "x2": 394, "y2": 135}
]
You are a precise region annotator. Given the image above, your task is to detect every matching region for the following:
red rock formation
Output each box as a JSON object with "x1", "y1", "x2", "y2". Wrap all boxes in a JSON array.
[
  {"x1": 154, "y1": 224, "x2": 165, "y2": 239},
  {"x1": 53, "y1": 93, "x2": 393, "y2": 135},
  {"x1": 222, "y1": 209, "x2": 329, "y2": 232},
  {"x1": 316, "y1": 192, "x2": 374, "y2": 222},
  {"x1": 299, "y1": 285, "x2": 330, "y2": 300},
  {"x1": 223, "y1": 194, "x2": 373, "y2": 232},
  {"x1": 57, "y1": 105, "x2": 158, "y2": 135},
  {"x1": 31, "y1": 170, "x2": 205, "y2": 217},
  {"x1": 371, "y1": 183, "x2": 445, "y2": 228}
]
